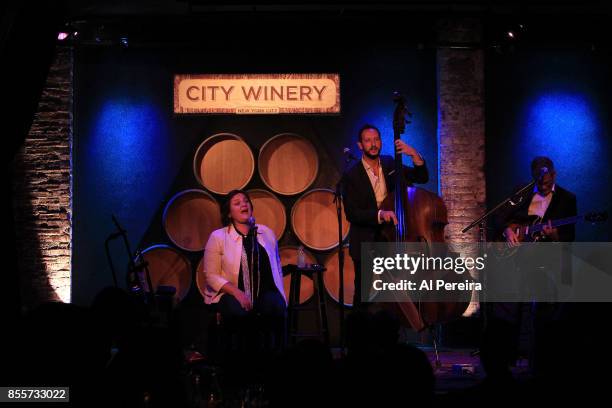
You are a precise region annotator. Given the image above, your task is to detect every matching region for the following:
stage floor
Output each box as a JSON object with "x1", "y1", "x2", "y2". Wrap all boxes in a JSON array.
[
  {"x1": 422, "y1": 348, "x2": 527, "y2": 391},
  {"x1": 330, "y1": 346, "x2": 532, "y2": 393}
]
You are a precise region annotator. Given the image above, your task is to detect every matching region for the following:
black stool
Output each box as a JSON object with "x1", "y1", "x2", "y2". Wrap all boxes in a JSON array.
[{"x1": 285, "y1": 264, "x2": 330, "y2": 345}]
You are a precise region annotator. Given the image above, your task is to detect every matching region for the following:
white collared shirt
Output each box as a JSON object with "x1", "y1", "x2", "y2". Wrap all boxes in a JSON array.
[
  {"x1": 362, "y1": 157, "x2": 389, "y2": 224},
  {"x1": 528, "y1": 184, "x2": 555, "y2": 218},
  {"x1": 362, "y1": 157, "x2": 388, "y2": 209}
]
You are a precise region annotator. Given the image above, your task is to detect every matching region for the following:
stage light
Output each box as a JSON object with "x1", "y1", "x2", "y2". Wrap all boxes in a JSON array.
[
  {"x1": 120, "y1": 36, "x2": 129, "y2": 48},
  {"x1": 507, "y1": 31, "x2": 515, "y2": 39},
  {"x1": 57, "y1": 32, "x2": 69, "y2": 41}
]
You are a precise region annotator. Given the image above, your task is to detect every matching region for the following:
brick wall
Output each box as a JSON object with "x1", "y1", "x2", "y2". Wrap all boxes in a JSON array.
[
  {"x1": 11, "y1": 46, "x2": 73, "y2": 307},
  {"x1": 437, "y1": 19, "x2": 486, "y2": 244},
  {"x1": 437, "y1": 19, "x2": 486, "y2": 313}
]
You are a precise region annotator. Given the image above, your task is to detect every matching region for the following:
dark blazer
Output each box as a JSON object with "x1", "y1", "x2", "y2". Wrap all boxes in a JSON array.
[
  {"x1": 500, "y1": 184, "x2": 577, "y2": 242},
  {"x1": 343, "y1": 155, "x2": 429, "y2": 260}
]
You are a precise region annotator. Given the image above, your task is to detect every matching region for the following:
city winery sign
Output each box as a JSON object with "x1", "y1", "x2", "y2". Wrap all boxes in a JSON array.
[{"x1": 174, "y1": 73, "x2": 340, "y2": 114}]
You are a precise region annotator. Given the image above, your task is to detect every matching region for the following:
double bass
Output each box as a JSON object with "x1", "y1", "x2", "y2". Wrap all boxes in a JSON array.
[{"x1": 379, "y1": 92, "x2": 469, "y2": 331}]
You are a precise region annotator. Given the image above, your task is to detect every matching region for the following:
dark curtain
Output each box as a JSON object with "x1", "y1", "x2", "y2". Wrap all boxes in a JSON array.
[{"x1": 1, "y1": 0, "x2": 65, "y2": 321}]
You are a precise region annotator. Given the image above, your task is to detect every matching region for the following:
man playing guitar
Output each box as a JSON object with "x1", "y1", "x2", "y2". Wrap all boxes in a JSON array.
[
  {"x1": 503, "y1": 156, "x2": 577, "y2": 245},
  {"x1": 482, "y1": 156, "x2": 578, "y2": 383}
]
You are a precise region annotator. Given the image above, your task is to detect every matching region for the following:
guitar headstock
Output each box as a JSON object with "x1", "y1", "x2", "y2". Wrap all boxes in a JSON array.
[{"x1": 584, "y1": 211, "x2": 608, "y2": 224}]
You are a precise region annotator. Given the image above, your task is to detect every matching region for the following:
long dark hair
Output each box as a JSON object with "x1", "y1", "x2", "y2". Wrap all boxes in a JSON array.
[{"x1": 221, "y1": 189, "x2": 253, "y2": 226}]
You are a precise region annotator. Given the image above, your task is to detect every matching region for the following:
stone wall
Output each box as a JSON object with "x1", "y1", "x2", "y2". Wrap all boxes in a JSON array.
[{"x1": 11, "y1": 46, "x2": 73, "y2": 307}]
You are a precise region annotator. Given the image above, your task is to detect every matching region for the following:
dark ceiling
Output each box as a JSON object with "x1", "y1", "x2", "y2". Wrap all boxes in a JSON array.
[
  {"x1": 45, "y1": 1, "x2": 608, "y2": 52},
  {"x1": 62, "y1": 1, "x2": 609, "y2": 17}
]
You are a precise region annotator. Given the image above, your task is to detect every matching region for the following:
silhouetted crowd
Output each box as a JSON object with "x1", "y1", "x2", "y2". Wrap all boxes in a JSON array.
[{"x1": 4, "y1": 287, "x2": 609, "y2": 407}]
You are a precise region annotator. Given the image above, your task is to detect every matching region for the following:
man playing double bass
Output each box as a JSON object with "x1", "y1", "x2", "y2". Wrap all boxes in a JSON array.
[{"x1": 343, "y1": 124, "x2": 429, "y2": 309}]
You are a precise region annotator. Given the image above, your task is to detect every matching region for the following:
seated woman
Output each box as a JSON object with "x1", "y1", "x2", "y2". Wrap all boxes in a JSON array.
[{"x1": 202, "y1": 189, "x2": 287, "y2": 353}]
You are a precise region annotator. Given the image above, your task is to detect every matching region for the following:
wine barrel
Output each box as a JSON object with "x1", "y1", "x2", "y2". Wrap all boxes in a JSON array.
[
  {"x1": 280, "y1": 246, "x2": 317, "y2": 304},
  {"x1": 196, "y1": 255, "x2": 205, "y2": 300},
  {"x1": 323, "y1": 246, "x2": 355, "y2": 307},
  {"x1": 163, "y1": 189, "x2": 221, "y2": 252},
  {"x1": 247, "y1": 189, "x2": 286, "y2": 240},
  {"x1": 139, "y1": 245, "x2": 192, "y2": 301},
  {"x1": 291, "y1": 188, "x2": 349, "y2": 251},
  {"x1": 258, "y1": 133, "x2": 318, "y2": 195},
  {"x1": 193, "y1": 133, "x2": 255, "y2": 194}
]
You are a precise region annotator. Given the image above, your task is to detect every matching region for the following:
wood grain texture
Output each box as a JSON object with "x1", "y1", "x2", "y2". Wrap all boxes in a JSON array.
[
  {"x1": 259, "y1": 133, "x2": 318, "y2": 195},
  {"x1": 194, "y1": 133, "x2": 255, "y2": 194},
  {"x1": 247, "y1": 189, "x2": 287, "y2": 239},
  {"x1": 291, "y1": 188, "x2": 349, "y2": 251},
  {"x1": 163, "y1": 189, "x2": 221, "y2": 251},
  {"x1": 141, "y1": 245, "x2": 192, "y2": 301}
]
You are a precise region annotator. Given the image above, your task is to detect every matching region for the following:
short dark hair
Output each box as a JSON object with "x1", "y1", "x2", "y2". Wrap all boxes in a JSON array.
[
  {"x1": 531, "y1": 156, "x2": 555, "y2": 179},
  {"x1": 221, "y1": 189, "x2": 253, "y2": 226},
  {"x1": 357, "y1": 124, "x2": 381, "y2": 143}
]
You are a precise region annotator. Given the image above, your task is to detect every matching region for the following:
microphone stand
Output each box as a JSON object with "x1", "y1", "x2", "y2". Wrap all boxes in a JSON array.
[
  {"x1": 462, "y1": 179, "x2": 535, "y2": 355},
  {"x1": 104, "y1": 215, "x2": 155, "y2": 306},
  {"x1": 104, "y1": 231, "x2": 122, "y2": 288},
  {"x1": 250, "y1": 221, "x2": 259, "y2": 304},
  {"x1": 334, "y1": 152, "x2": 355, "y2": 350},
  {"x1": 462, "y1": 180, "x2": 535, "y2": 235}
]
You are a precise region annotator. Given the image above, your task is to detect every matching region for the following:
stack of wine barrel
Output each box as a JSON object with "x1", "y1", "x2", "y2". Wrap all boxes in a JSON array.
[{"x1": 141, "y1": 132, "x2": 356, "y2": 307}]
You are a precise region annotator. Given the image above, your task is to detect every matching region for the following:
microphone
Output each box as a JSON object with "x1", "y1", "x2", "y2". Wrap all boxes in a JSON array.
[
  {"x1": 343, "y1": 147, "x2": 358, "y2": 162},
  {"x1": 538, "y1": 167, "x2": 549, "y2": 181},
  {"x1": 248, "y1": 216, "x2": 257, "y2": 235}
]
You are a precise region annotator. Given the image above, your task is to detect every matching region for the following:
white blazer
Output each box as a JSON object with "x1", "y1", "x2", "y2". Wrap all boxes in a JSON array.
[{"x1": 202, "y1": 223, "x2": 287, "y2": 305}]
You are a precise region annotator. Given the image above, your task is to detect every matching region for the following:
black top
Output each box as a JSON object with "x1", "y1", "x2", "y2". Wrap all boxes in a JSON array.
[
  {"x1": 235, "y1": 228, "x2": 275, "y2": 299},
  {"x1": 343, "y1": 155, "x2": 429, "y2": 260},
  {"x1": 497, "y1": 184, "x2": 577, "y2": 242}
]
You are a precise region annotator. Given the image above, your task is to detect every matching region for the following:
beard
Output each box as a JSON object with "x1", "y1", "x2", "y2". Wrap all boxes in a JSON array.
[{"x1": 363, "y1": 149, "x2": 380, "y2": 160}]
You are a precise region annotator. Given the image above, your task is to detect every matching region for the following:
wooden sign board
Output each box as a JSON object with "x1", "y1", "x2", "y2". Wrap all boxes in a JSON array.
[{"x1": 174, "y1": 73, "x2": 340, "y2": 114}]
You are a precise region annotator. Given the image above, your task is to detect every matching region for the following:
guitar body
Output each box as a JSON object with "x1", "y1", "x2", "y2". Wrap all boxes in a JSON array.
[
  {"x1": 506, "y1": 215, "x2": 547, "y2": 243},
  {"x1": 497, "y1": 211, "x2": 607, "y2": 259}
]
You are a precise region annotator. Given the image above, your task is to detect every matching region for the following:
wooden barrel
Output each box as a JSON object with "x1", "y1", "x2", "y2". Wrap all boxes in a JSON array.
[
  {"x1": 247, "y1": 189, "x2": 286, "y2": 240},
  {"x1": 163, "y1": 189, "x2": 221, "y2": 252},
  {"x1": 258, "y1": 133, "x2": 318, "y2": 195},
  {"x1": 291, "y1": 188, "x2": 350, "y2": 251},
  {"x1": 323, "y1": 246, "x2": 354, "y2": 307},
  {"x1": 196, "y1": 255, "x2": 206, "y2": 300},
  {"x1": 139, "y1": 245, "x2": 192, "y2": 301},
  {"x1": 280, "y1": 246, "x2": 317, "y2": 304},
  {"x1": 193, "y1": 133, "x2": 255, "y2": 194}
]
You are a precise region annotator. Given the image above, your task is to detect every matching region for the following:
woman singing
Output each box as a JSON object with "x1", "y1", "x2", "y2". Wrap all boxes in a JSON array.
[{"x1": 202, "y1": 189, "x2": 287, "y2": 352}]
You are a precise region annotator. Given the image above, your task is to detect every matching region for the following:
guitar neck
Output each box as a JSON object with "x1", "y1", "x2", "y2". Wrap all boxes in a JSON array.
[{"x1": 529, "y1": 215, "x2": 583, "y2": 234}]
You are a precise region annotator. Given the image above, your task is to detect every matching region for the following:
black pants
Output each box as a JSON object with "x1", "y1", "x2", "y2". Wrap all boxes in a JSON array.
[
  {"x1": 217, "y1": 289, "x2": 287, "y2": 353},
  {"x1": 481, "y1": 301, "x2": 570, "y2": 380},
  {"x1": 352, "y1": 260, "x2": 362, "y2": 309},
  {"x1": 352, "y1": 258, "x2": 376, "y2": 310}
]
